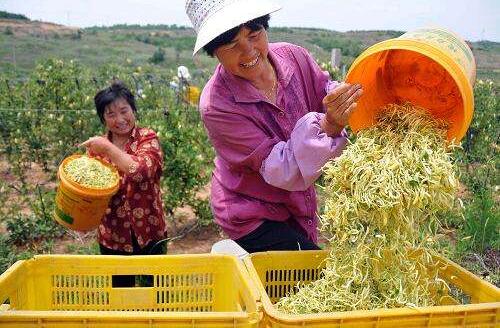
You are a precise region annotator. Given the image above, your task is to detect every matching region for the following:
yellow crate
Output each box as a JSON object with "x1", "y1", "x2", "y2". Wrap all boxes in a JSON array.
[
  {"x1": 0, "y1": 254, "x2": 261, "y2": 327},
  {"x1": 244, "y1": 250, "x2": 500, "y2": 328}
]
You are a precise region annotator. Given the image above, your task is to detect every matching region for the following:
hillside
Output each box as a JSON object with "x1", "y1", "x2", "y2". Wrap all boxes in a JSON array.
[{"x1": 0, "y1": 18, "x2": 498, "y2": 82}]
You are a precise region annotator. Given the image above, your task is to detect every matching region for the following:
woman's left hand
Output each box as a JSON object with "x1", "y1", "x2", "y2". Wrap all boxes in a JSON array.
[
  {"x1": 321, "y1": 83, "x2": 363, "y2": 136},
  {"x1": 80, "y1": 136, "x2": 113, "y2": 157}
]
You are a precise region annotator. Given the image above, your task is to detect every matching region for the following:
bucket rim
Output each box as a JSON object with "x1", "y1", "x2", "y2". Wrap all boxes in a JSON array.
[
  {"x1": 346, "y1": 38, "x2": 474, "y2": 142},
  {"x1": 59, "y1": 154, "x2": 120, "y2": 196}
]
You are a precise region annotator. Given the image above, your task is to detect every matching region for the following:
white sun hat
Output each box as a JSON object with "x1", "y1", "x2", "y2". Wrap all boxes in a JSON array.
[{"x1": 185, "y1": 0, "x2": 282, "y2": 55}]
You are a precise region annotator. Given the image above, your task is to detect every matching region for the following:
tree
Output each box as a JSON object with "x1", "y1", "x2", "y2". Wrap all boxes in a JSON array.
[{"x1": 149, "y1": 47, "x2": 165, "y2": 64}]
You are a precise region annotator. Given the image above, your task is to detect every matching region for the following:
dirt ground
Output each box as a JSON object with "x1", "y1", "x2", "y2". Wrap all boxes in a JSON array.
[
  {"x1": 166, "y1": 224, "x2": 226, "y2": 254},
  {"x1": 0, "y1": 158, "x2": 226, "y2": 255},
  {"x1": 50, "y1": 223, "x2": 225, "y2": 255}
]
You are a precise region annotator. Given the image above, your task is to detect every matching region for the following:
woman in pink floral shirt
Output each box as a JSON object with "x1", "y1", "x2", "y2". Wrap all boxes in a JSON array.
[
  {"x1": 81, "y1": 81, "x2": 166, "y2": 286},
  {"x1": 185, "y1": 1, "x2": 363, "y2": 252}
]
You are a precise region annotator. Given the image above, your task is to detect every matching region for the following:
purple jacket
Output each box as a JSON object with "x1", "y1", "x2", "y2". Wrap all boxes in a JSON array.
[{"x1": 200, "y1": 42, "x2": 348, "y2": 242}]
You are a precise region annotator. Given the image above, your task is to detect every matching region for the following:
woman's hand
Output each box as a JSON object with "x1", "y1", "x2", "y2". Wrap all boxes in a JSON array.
[
  {"x1": 80, "y1": 136, "x2": 114, "y2": 157},
  {"x1": 321, "y1": 83, "x2": 363, "y2": 136},
  {"x1": 80, "y1": 136, "x2": 135, "y2": 174}
]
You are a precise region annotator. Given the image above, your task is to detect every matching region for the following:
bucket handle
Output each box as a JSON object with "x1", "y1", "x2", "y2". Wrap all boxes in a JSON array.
[{"x1": 56, "y1": 143, "x2": 83, "y2": 169}]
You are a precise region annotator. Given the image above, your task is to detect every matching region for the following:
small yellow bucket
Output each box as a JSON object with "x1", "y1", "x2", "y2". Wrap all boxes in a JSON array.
[
  {"x1": 54, "y1": 154, "x2": 119, "y2": 231},
  {"x1": 346, "y1": 27, "x2": 476, "y2": 142},
  {"x1": 185, "y1": 85, "x2": 201, "y2": 105}
]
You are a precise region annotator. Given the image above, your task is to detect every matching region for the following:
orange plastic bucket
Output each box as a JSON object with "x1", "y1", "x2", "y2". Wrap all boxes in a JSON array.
[
  {"x1": 346, "y1": 27, "x2": 476, "y2": 142},
  {"x1": 54, "y1": 154, "x2": 120, "y2": 231}
]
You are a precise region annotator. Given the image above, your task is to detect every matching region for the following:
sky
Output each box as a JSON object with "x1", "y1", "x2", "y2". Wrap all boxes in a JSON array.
[{"x1": 1, "y1": 0, "x2": 498, "y2": 41}]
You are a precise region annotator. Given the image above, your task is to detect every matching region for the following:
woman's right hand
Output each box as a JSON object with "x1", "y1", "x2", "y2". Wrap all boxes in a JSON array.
[
  {"x1": 321, "y1": 83, "x2": 363, "y2": 136},
  {"x1": 80, "y1": 136, "x2": 114, "y2": 157},
  {"x1": 80, "y1": 136, "x2": 135, "y2": 174}
]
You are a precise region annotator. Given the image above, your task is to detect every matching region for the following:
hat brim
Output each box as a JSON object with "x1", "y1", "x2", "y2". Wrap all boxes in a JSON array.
[{"x1": 193, "y1": 0, "x2": 282, "y2": 56}]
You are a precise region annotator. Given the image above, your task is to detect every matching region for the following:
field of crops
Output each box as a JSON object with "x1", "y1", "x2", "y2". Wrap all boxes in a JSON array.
[{"x1": 0, "y1": 19, "x2": 498, "y2": 287}]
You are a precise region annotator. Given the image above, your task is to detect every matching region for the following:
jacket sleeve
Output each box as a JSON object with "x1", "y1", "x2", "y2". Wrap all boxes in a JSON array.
[{"x1": 260, "y1": 112, "x2": 348, "y2": 191}]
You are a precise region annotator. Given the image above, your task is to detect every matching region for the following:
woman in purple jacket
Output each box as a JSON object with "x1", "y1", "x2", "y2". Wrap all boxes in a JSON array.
[{"x1": 185, "y1": 0, "x2": 363, "y2": 252}]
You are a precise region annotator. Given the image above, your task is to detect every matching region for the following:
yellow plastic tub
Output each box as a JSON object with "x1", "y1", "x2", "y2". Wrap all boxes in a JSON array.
[
  {"x1": 244, "y1": 250, "x2": 500, "y2": 328},
  {"x1": 0, "y1": 254, "x2": 260, "y2": 327},
  {"x1": 185, "y1": 85, "x2": 201, "y2": 105},
  {"x1": 346, "y1": 27, "x2": 476, "y2": 142},
  {"x1": 54, "y1": 154, "x2": 119, "y2": 231}
]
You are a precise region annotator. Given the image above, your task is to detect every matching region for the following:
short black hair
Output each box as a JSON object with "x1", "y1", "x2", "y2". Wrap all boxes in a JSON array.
[
  {"x1": 203, "y1": 14, "x2": 270, "y2": 57},
  {"x1": 94, "y1": 80, "x2": 137, "y2": 124}
]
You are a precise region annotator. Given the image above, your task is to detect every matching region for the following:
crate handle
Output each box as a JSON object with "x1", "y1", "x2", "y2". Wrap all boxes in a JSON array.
[
  {"x1": 110, "y1": 274, "x2": 154, "y2": 288},
  {"x1": 0, "y1": 260, "x2": 26, "y2": 307}
]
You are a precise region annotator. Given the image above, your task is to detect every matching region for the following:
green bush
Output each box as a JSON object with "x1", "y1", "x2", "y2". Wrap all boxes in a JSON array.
[
  {"x1": 0, "y1": 234, "x2": 48, "y2": 274},
  {"x1": 0, "y1": 58, "x2": 214, "y2": 231},
  {"x1": 0, "y1": 235, "x2": 54, "y2": 274},
  {"x1": 6, "y1": 214, "x2": 65, "y2": 245},
  {"x1": 457, "y1": 189, "x2": 500, "y2": 254},
  {"x1": 149, "y1": 47, "x2": 166, "y2": 64},
  {"x1": 70, "y1": 30, "x2": 83, "y2": 40},
  {"x1": 452, "y1": 78, "x2": 499, "y2": 272},
  {"x1": 0, "y1": 235, "x2": 17, "y2": 273},
  {"x1": 310, "y1": 37, "x2": 364, "y2": 58},
  {"x1": 317, "y1": 60, "x2": 344, "y2": 81},
  {"x1": 460, "y1": 80, "x2": 499, "y2": 165},
  {"x1": 136, "y1": 34, "x2": 195, "y2": 52}
]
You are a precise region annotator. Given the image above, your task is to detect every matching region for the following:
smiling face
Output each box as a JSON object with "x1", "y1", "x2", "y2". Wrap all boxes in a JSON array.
[
  {"x1": 214, "y1": 26, "x2": 271, "y2": 84},
  {"x1": 103, "y1": 97, "x2": 136, "y2": 138}
]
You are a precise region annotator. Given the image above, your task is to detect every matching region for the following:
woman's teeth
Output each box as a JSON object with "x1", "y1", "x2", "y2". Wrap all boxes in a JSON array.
[{"x1": 241, "y1": 55, "x2": 259, "y2": 68}]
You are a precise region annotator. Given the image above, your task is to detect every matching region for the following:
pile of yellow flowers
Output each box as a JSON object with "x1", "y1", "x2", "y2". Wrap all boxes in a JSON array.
[
  {"x1": 277, "y1": 103, "x2": 461, "y2": 313},
  {"x1": 64, "y1": 156, "x2": 119, "y2": 189}
]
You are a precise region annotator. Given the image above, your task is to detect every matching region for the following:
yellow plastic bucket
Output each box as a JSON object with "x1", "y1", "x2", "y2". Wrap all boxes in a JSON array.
[
  {"x1": 185, "y1": 85, "x2": 201, "y2": 105},
  {"x1": 54, "y1": 154, "x2": 119, "y2": 231},
  {"x1": 346, "y1": 27, "x2": 476, "y2": 142}
]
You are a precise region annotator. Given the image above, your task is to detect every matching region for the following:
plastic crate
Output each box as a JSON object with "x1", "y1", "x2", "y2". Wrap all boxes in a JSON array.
[
  {"x1": 0, "y1": 254, "x2": 261, "y2": 327},
  {"x1": 244, "y1": 250, "x2": 500, "y2": 328}
]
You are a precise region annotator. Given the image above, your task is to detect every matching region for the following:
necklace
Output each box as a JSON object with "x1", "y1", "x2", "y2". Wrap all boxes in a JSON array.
[{"x1": 262, "y1": 68, "x2": 277, "y2": 102}]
